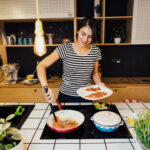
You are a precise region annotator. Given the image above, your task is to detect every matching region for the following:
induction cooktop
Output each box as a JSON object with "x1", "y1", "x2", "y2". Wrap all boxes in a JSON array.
[{"x1": 41, "y1": 104, "x2": 132, "y2": 139}]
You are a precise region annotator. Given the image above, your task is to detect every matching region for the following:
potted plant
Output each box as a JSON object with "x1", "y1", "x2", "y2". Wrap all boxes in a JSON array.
[
  {"x1": 111, "y1": 26, "x2": 125, "y2": 43},
  {"x1": 0, "y1": 106, "x2": 24, "y2": 150},
  {"x1": 134, "y1": 110, "x2": 150, "y2": 150}
]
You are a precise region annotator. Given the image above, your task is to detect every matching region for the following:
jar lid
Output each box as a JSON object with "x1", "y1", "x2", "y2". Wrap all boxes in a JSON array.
[{"x1": 92, "y1": 111, "x2": 121, "y2": 126}]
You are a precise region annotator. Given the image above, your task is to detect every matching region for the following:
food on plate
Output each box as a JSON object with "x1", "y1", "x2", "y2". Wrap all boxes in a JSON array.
[
  {"x1": 86, "y1": 86, "x2": 101, "y2": 91},
  {"x1": 52, "y1": 116, "x2": 78, "y2": 129},
  {"x1": 85, "y1": 92, "x2": 107, "y2": 99}
]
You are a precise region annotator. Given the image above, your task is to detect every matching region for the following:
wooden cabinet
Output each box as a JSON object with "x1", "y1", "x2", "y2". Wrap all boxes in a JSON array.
[
  {"x1": 0, "y1": 78, "x2": 150, "y2": 103},
  {"x1": 0, "y1": 87, "x2": 59, "y2": 102},
  {"x1": 102, "y1": 87, "x2": 150, "y2": 103},
  {"x1": 0, "y1": 79, "x2": 60, "y2": 103}
]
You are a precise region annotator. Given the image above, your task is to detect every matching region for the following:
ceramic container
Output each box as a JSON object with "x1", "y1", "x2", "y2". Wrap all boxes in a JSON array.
[
  {"x1": 91, "y1": 111, "x2": 124, "y2": 132},
  {"x1": 26, "y1": 74, "x2": 34, "y2": 80},
  {"x1": 114, "y1": 37, "x2": 121, "y2": 43}
]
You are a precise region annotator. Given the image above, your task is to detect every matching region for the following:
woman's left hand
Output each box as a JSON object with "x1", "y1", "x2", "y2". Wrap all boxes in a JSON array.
[{"x1": 97, "y1": 82, "x2": 106, "y2": 87}]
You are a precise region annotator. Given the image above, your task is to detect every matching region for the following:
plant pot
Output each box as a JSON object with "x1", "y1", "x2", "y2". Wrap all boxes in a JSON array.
[
  {"x1": 114, "y1": 37, "x2": 121, "y2": 44},
  {"x1": 11, "y1": 140, "x2": 24, "y2": 150}
]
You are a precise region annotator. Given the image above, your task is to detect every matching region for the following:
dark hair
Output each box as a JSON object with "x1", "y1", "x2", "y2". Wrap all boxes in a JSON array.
[{"x1": 77, "y1": 17, "x2": 97, "y2": 43}]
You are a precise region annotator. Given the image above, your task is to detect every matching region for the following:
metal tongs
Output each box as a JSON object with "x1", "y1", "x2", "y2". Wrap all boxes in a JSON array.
[{"x1": 43, "y1": 86, "x2": 57, "y2": 122}]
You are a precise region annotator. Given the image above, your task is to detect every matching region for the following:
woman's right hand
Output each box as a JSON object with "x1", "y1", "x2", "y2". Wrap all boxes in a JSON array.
[{"x1": 44, "y1": 87, "x2": 56, "y2": 104}]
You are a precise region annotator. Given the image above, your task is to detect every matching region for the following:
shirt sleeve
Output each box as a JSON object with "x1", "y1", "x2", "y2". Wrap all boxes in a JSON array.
[
  {"x1": 56, "y1": 43, "x2": 68, "y2": 59},
  {"x1": 95, "y1": 46, "x2": 102, "y2": 61}
]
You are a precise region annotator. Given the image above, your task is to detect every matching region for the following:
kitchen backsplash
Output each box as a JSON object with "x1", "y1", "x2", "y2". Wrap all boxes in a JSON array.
[{"x1": 5, "y1": 44, "x2": 150, "y2": 78}]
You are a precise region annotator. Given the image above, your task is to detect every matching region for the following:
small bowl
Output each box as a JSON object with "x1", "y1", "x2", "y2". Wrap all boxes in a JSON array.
[{"x1": 26, "y1": 74, "x2": 34, "y2": 80}]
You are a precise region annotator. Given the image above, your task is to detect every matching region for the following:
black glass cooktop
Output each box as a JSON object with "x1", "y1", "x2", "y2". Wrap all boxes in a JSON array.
[
  {"x1": 0, "y1": 105, "x2": 34, "y2": 129},
  {"x1": 41, "y1": 104, "x2": 132, "y2": 139}
]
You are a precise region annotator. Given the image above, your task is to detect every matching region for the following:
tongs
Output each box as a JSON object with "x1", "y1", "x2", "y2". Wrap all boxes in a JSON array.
[{"x1": 43, "y1": 86, "x2": 57, "y2": 122}]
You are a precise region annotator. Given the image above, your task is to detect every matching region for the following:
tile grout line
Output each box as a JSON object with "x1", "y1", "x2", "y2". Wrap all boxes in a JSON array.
[
  {"x1": 104, "y1": 139, "x2": 108, "y2": 150},
  {"x1": 79, "y1": 139, "x2": 81, "y2": 150},
  {"x1": 128, "y1": 138, "x2": 136, "y2": 150},
  {"x1": 126, "y1": 103, "x2": 134, "y2": 112},
  {"x1": 27, "y1": 103, "x2": 49, "y2": 149},
  {"x1": 26, "y1": 102, "x2": 36, "y2": 150},
  {"x1": 142, "y1": 103, "x2": 150, "y2": 110},
  {"x1": 53, "y1": 139, "x2": 57, "y2": 150}
]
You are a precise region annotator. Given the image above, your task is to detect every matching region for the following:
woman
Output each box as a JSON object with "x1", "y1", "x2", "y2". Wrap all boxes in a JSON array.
[{"x1": 36, "y1": 17, "x2": 105, "y2": 103}]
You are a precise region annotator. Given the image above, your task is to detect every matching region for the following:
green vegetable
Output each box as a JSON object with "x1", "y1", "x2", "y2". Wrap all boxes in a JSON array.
[
  {"x1": 14, "y1": 106, "x2": 25, "y2": 116},
  {"x1": 94, "y1": 102, "x2": 108, "y2": 110},
  {"x1": 0, "y1": 106, "x2": 24, "y2": 150},
  {"x1": 134, "y1": 110, "x2": 150, "y2": 149}
]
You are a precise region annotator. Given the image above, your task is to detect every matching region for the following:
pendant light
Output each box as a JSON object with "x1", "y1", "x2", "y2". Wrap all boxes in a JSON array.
[{"x1": 34, "y1": 0, "x2": 47, "y2": 56}]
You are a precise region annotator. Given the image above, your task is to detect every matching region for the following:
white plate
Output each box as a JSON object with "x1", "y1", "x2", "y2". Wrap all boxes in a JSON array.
[
  {"x1": 77, "y1": 85, "x2": 113, "y2": 100},
  {"x1": 22, "y1": 79, "x2": 38, "y2": 85}
]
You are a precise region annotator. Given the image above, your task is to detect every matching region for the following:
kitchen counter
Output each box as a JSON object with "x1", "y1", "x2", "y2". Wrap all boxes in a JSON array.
[
  {"x1": 1, "y1": 102, "x2": 149, "y2": 150},
  {"x1": 1, "y1": 77, "x2": 150, "y2": 102}
]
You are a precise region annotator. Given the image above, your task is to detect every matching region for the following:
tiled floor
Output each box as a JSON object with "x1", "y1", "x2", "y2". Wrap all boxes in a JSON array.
[{"x1": 2, "y1": 102, "x2": 147, "y2": 150}]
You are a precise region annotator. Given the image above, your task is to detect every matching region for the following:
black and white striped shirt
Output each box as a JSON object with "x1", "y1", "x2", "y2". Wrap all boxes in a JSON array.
[{"x1": 56, "y1": 43, "x2": 102, "y2": 96}]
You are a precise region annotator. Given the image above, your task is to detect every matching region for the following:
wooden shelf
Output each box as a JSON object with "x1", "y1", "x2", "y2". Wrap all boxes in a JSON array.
[
  {"x1": 105, "y1": 16, "x2": 133, "y2": 20},
  {"x1": 1, "y1": 43, "x2": 132, "y2": 48},
  {"x1": 0, "y1": 18, "x2": 74, "y2": 22},
  {"x1": 96, "y1": 43, "x2": 131, "y2": 45},
  {"x1": 4, "y1": 44, "x2": 61, "y2": 47}
]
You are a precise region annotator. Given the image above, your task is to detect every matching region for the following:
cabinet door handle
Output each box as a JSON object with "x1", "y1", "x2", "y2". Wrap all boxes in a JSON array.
[
  {"x1": 34, "y1": 89, "x2": 38, "y2": 92},
  {"x1": 114, "y1": 89, "x2": 118, "y2": 92}
]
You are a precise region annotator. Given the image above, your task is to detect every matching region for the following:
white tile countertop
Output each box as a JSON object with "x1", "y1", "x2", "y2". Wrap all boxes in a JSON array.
[{"x1": 1, "y1": 102, "x2": 150, "y2": 150}]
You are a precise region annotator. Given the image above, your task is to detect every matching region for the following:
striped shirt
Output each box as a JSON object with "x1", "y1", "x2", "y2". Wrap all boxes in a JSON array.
[{"x1": 56, "y1": 43, "x2": 102, "y2": 96}]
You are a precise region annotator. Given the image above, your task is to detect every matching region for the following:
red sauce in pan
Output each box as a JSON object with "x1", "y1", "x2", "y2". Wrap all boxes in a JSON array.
[{"x1": 52, "y1": 116, "x2": 78, "y2": 129}]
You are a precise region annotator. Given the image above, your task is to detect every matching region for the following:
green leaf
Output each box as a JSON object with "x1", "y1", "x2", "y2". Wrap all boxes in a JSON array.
[
  {"x1": 13, "y1": 141, "x2": 17, "y2": 146},
  {"x1": 0, "y1": 144, "x2": 5, "y2": 150},
  {"x1": 11, "y1": 134, "x2": 22, "y2": 140},
  {"x1": 0, "y1": 134, "x2": 5, "y2": 141},
  {"x1": 0, "y1": 118, "x2": 5, "y2": 124},
  {"x1": 134, "y1": 110, "x2": 150, "y2": 149},
  {"x1": 2, "y1": 122, "x2": 11, "y2": 131},
  {"x1": 0, "y1": 124, "x2": 3, "y2": 131},
  {"x1": 5, "y1": 144, "x2": 13, "y2": 150},
  {"x1": 7, "y1": 128, "x2": 20, "y2": 135},
  {"x1": 6, "y1": 114, "x2": 15, "y2": 121}
]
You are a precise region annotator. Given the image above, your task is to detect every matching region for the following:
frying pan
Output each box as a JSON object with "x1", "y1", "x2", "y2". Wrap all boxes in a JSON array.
[{"x1": 47, "y1": 100, "x2": 85, "y2": 133}]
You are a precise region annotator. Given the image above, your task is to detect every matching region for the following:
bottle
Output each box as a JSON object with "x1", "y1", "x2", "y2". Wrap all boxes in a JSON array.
[{"x1": 94, "y1": 0, "x2": 100, "y2": 17}]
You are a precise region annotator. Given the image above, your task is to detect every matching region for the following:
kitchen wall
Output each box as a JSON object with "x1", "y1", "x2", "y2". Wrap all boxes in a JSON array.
[{"x1": 100, "y1": 45, "x2": 150, "y2": 77}]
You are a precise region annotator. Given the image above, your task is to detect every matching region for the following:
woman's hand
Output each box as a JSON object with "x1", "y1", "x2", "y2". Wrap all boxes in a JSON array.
[
  {"x1": 97, "y1": 82, "x2": 106, "y2": 87},
  {"x1": 43, "y1": 86, "x2": 56, "y2": 103}
]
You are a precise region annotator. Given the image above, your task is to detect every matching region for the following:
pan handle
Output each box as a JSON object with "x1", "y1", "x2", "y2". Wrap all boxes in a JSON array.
[{"x1": 56, "y1": 99, "x2": 63, "y2": 110}]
